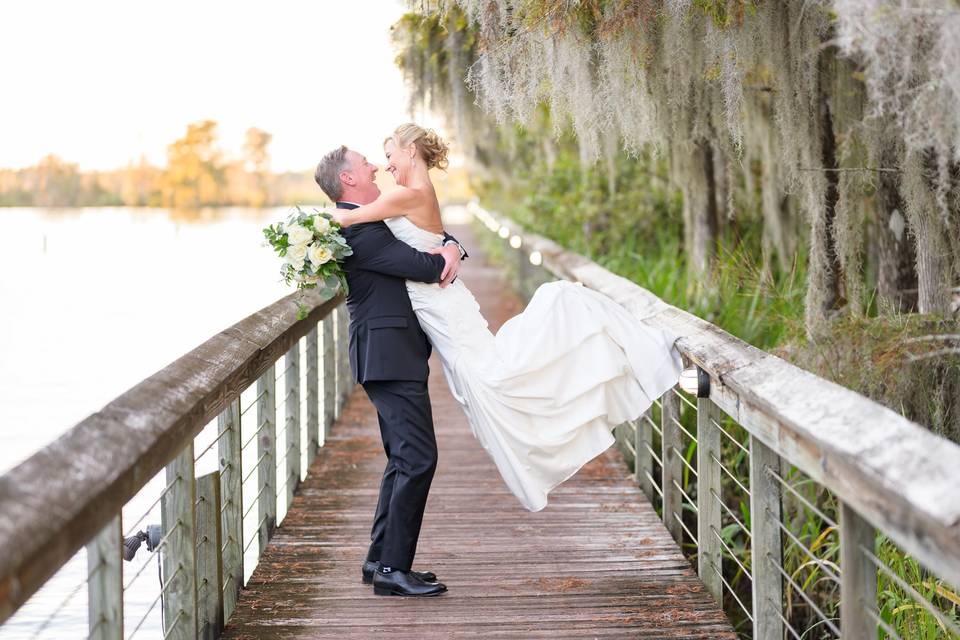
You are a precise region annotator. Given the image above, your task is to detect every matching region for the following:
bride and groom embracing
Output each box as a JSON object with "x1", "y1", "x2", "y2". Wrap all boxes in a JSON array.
[{"x1": 313, "y1": 123, "x2": 684, "y2": 598}]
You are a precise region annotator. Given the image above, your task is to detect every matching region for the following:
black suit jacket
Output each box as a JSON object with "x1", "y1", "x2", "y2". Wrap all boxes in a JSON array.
[{"x1": 337, "y1": 202, "x2": 464, "y2": 383}]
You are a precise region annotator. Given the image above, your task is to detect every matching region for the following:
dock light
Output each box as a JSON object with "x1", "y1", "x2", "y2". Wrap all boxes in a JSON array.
[
  {"x1": 510, "y1": 235, "x2": 522, "y2": 249},
  {"x1": 529, "y1": 251, "x2": 542, "y2": 266},
  {"x1": 123, "y1": 524, "x2": 162, "y2": 561},
  {"x1": 678, "y1": 366, "x2": 710, "y2": 398},
  {"x1": 498, "y1": 226, "x2": 510, "y2": 239}
]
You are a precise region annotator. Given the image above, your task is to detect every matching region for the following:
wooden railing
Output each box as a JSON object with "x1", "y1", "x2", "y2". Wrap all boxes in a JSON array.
[
  {"x1": 4, "y1": 204, "x2": 958, "y2": 639},
  {"x1": 0, "y1": 288, "x2": 353, "y2": 639},
  {"x1": 470, "y1": 202, "x2": 960, "y2": 639}
]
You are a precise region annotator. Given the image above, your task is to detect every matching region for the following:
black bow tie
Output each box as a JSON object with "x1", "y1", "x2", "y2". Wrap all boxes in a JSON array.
[{"x1": 336, "y1": 201, "x2": 360, "y2": 210}]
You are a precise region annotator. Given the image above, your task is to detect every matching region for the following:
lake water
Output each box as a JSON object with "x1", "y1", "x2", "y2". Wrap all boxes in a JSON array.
[{"x1": 0, "y1": 206, "x2": 316, "y2": 639}]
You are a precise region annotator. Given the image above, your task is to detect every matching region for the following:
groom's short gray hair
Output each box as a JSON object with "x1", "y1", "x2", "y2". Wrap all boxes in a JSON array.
[{"x1": 315, "y1": 145, "x2": 350, "y2": 202}]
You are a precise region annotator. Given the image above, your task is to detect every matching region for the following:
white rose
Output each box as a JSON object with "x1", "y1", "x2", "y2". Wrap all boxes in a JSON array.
[
  {"x1": 286, "y1": 223, "x2": 313, "y2": 245},
  {"x1": 308, "y1": 243, "x2": 333, "y2": 267},
  {"x1": 285, "y1": 242, "x2": 309, "y2": 270},
  {"x1": 312, "y1": 215, "x2": 331, "y2": 234}
]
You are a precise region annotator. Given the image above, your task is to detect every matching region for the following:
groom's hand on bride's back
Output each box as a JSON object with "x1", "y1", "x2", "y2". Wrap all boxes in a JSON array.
[{"x1": 430, "y1": 244, "x2": 462, "y2": 288}]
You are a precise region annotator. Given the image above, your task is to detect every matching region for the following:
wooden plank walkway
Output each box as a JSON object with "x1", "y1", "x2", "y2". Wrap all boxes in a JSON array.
[{"x1": 222, "y1": 222, "x2": 736, "y2": 639}]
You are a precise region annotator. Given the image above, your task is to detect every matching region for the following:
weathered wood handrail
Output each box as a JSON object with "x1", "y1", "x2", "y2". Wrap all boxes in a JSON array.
[
  {"x1": 0, "y1": 287, "x2": 346, "y2": 630},
  {"x1": 470, "y1": 202, "x2": 960, "y2": 637},
  {"x1": 4, "y1": 203, "x2": 957, "y2": 638}
]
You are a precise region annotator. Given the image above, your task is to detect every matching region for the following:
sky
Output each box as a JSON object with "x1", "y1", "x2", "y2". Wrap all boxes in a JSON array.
[{"x1": 0, "y1": 0, "x2": 442, "y2": 172}]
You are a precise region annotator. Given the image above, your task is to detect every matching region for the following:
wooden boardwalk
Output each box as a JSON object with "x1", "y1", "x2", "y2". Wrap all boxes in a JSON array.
[{"x1": 222, "y1": 223, "x2": 736, "y2": 639}]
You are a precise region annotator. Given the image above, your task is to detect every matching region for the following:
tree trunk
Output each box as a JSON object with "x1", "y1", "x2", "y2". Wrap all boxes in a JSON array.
[
  {"x1": 681, "y1": 138, "x2": 719, "y2": 282},
  {"x1": 747, "y1": 89, "x2": 795, "y2": 273},
  {"x1": 713, "y1": 147, "x2": 729, "y2": 229},
  {"x1": 875, "y1": 148, "x2": 917, "y2": 313},
  {"x1": 805, "y1": 87, "x2": 844, "y2": 330},
  {"x1": 762, "y1": 175, "x2": 794, "y2": 272},
  {"x1": 903, "y1": 150, "x2": 951, "y2": 315},
  {"x1": 602, "y1": 128, "x2": 618, "y2": 197},
  {"x1": 821, "y1": 91, "x2": 843, "y2": 308}
]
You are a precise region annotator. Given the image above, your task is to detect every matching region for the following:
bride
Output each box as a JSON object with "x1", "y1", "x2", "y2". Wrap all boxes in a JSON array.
[{"x1": 331, "y1": 123, "x2": 684, "y2": 512}]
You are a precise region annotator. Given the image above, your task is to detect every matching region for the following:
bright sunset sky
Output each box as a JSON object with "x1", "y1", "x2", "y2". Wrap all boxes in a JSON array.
[{"x1": 0, "y1": 0, "x2": 442, "y2": 172}]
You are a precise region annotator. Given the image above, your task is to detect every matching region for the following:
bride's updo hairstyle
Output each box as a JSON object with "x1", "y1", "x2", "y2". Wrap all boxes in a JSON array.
[{"x1": 387, "y1": 123, "x2": 450, "y2": 171}]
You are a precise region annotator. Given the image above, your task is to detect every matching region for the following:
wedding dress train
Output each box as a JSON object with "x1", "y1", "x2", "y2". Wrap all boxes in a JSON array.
[{"x1": 385, "y1": 216, "x2": 684, "y2": 511}]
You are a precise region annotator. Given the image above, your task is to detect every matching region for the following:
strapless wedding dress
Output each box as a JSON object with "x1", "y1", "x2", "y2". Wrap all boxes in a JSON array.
[{"x1": 384, "y1": 216, "x2": 684, "y2": 511}]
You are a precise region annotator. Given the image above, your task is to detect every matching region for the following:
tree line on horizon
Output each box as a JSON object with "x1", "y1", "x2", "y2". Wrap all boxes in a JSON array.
[{"x1": 0, "y1": 121, "x2": 319, "y2": 209}]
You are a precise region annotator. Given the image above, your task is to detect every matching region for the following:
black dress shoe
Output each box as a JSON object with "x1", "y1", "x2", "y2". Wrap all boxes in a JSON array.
[
  {"x1": 373, "y1": 567, "x2": 447, "y2": 597},
  {"x1": 362, "y1": 560, "x2": 437, "y2": 585}
]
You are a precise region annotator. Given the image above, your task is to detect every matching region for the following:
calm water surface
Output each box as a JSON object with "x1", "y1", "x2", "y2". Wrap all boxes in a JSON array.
[{"x1": 0, "y1": 206, "x2": 313, "y2": 639}]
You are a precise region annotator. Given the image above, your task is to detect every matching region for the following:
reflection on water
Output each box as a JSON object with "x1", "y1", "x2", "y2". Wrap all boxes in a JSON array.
[
  {"x1": 0, "y1": 206, "x2": 310, "y2": 639},
  {"x1": 0, "y1": 206, "x2": 303, "y2": 473}
]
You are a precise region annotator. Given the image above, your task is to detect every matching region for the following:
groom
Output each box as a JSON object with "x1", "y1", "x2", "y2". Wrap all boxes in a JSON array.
[{"x1": 315, "y1": 146, "x2": 466, "y2": 597}]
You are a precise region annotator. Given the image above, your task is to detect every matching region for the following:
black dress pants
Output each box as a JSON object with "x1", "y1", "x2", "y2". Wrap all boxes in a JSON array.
[{"x1": 361, "y1": 379, "x2": 438, "y2": 572}]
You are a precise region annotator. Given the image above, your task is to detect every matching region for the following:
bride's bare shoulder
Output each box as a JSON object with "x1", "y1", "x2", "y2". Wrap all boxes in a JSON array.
[{"x1": 380, "y1": 185, "x2": 423, "y2": 208}]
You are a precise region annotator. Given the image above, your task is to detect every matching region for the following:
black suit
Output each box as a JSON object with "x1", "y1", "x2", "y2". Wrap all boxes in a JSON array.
[{"x1": 337, "y1": 202, "x2": 463, "y2": 572}]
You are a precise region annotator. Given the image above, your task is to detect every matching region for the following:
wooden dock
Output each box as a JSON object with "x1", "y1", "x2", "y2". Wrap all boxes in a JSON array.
[
  {"x1": 221, "y1": 224, "x2": 736, "y2": 639},
  {"x1": 5, "y1": 214, "x2": 959, "y2": 640}
]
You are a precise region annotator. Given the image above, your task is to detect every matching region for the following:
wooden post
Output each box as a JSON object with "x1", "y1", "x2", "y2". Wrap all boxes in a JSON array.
[
  {"x1": 305, "y1": 325, "x2": 320, "y2": 466},
  {"x1": 636, "y1": 409, "x2": 654, "y2": 500},
  {"x1": 611, "y1": 422, "x2": 622, "y2": 453},
  {"x1": 661, "y1": 391, "x2": 683, "y2": 544},
  {"x1": 322, "y1": 316, "x2": 336, "y2": 439},
  {"x1": 613, "y1": 422, "x2": 633, "y2": 468},
  {"x1": 161, "y1": 446, "x2": 197, "y2": 640},
  {"x1": 284, "y1": 341, "x2": 301, "y2": 509},
  {"x1": 840, "y1": 502, "x2": 877, "y2": 640},
  {"x1": 333, "y1": 305, "x2": 342, "y2": 419},
  {"x1": 257, "y1": 367, "x2": 277, "y2": 554},
  {"x1": 336, "y1": 304, "x2": 351, "y2": 412},
  {"x1": 697, "y1": 398, "x2": 722, "y2": 602},
  {"x1": 217, "y1": 398, "x2": 242, "y2": 620},
  {"x1": 333, "y1": 305, "x2": 345, "y2": 420},
  {"x1": 516, "y1": 242, "x2": 530, "y2": 300},
  {"x1": 750, "y1": 436, "x2": 784, "y2": 640},
  {"x1": 86, "y1": 515, "x2": 122, "y2": 640},
  {"x1": 195, "y1": 471, "x2": 223, "y2": 640}
]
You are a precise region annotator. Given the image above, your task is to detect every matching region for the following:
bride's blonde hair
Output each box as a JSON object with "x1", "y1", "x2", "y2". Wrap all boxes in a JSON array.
[{"x1": 385, "y1": 123, "x2": 450, "y2": 171}]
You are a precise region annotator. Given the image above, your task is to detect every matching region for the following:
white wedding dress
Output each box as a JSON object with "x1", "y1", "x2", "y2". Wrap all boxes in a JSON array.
[{"x1": 384, "y1": 216, "x2": 684, "y2": 512}]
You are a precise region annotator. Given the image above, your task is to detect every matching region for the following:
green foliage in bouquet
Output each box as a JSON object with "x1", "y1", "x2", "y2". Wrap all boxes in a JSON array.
[{"x1": 263, "y1": 205, "x2": 353, "y2": 320}]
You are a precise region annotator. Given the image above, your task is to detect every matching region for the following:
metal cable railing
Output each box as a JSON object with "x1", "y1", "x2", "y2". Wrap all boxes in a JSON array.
[
  {"x1": 0, "y1": 294, "x2": 351, "y2": 639},
  {"x1": 471, "y1": 202, "x2": 960, "y2": 640}
]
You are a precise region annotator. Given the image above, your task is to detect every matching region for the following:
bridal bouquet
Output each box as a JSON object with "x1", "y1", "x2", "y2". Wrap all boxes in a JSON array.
[{"x1": 263, "y1": 205, "x2": 353, "y2": 320}]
